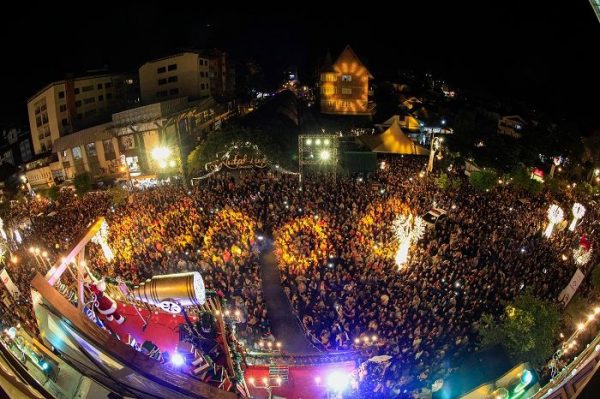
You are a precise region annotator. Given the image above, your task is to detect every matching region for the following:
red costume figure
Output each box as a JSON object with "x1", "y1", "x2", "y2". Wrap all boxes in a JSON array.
[{"x1": 88, "y1": 278, "x2": 125, "y2": 324}]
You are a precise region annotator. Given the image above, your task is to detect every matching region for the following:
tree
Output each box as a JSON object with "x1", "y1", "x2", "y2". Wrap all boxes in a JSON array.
[
  {"x1": 469, "y1": 169, "x2": 497, "y2": 191},
  {"x1": 436, "y1": 172, "x2": 460, "y2": 191},
  {"x1": 478, "y1": 292, "x2": 560, "y2": 368},
  {"x1": 47, "y1": 185, "x2": 59, "y2": 201},
  {"x1": 108, "y1": 186, "x2": 128, "y2": 207},
  {"x1": 73, "y1": 172, "x2": 92, "y2": 196}
]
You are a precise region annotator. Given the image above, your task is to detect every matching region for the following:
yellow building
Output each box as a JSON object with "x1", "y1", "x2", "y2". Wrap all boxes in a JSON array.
[
  {"x1": 139, "y1": 52, "x2": 211, "y2": 104},
  {"x1": 27, "y1": 73, "x2": 134, "y2": 155},
  {"x1": 320, "y1": 45, "x2": 373, "y2": 115}
]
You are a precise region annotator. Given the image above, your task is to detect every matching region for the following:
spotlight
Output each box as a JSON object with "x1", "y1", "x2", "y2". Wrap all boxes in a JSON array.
[
  {"x1": 315, "y1": 138, "x2": 322, "y2": 145},
  {"x1": 151, "y1": 147, "x2": 171, "y2": 161},
  {"x1": 319, "y1": 150, "x2": 331, "y2": 161},
  {"x1": 41, "y1": 362, "x2": 49, "y2": 370},
  {"x1": 169, "y1": 160, "x2": 176, "y2": 168},
  {"x1": 324, "y1": 138, "x2": 330, "y2": 145},
  {"x1": 171, "y1": 352, "x2": 185, "y2": 367},
  {"x1": 326, "y1": 371, "x2": 350, "y2": 392},
  {"x1": 305, "y1": 138, "x2": 312, "y2": 145}
]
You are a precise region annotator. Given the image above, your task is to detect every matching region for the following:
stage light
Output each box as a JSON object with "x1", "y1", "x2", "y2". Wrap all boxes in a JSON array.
[
  {"x1": 169, "y1": 160, "x2": 176, "y2": 168},
  {"x1": 327, "y1": 371, "x2": 350, "y2": 392},
  {"x1": 151, "y1": 147, "x2": 171, "y2": 161},
  {"x1": 315, "y1": 376, "x2": 321, "y2": 384},
  {"x1": 324, "y1": 138, "x2": 330, "y2": 145},
  {"x1": 262, "y1": 377, "x2": 268, "y2": 385},
  {"x1": 320, "y1": 150, "x2": 331, "y2": 161},
  {"x1": 158, "y1": 160, "x2": 167, "y2": 169},
  {"x1": 41, "y1": 362, "x2": 49, "y2": 370},
  {"x1": 306, "y1": 138, "x2": 312, "y2": 145},
  {"x1": 248, "y1": 377, "x2": 255, "y2": 385},
  {"x1": 171, "y1": 352, "x2": 185, "y2": 366}
]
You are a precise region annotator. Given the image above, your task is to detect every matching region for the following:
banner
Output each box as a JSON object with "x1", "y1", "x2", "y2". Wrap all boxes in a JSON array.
[
  {"x1": 0, "y1": 268, "x2": 20, "y2": 298},
  {"x1": 558, "y1": 268, "x2": 585, "y2": 307}
]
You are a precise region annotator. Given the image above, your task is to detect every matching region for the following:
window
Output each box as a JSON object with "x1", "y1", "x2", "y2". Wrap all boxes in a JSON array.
[
  {"x1": 41, "y1": 143, "x2": 47, "y2": 152},
  {"x1": 82, "y1": 85, "x2": 93, "y2": 92},
  {"x1": 158, "y1": 78, "x2": 167, "y2": 85},
  {"x1": 200, "y1": 83, "x2": 205, "y2": 90},
  {"x1": 83, "y1": 97, "x2": 95, "y2": 104},
  {"x1": 38, "y1": 133, "x2": 44, "y2": 140},
  {"x1": 322, "y1": 86, "x2": 335, "y2": 95},
  {"x1": 106, "y1": 93, "x2": 112, "y2": 99},
  {"x1": 77, "y1": 113, "x2": 83, "y2": 120},
  {"x1": 200, "y1": 71, "x2": 204, "y2": 77},
  {"x1": 86, "y1": 142, "x2": 96, "y2": 157},
  {"x1": 323, "y1": 74, "x2": 337, "y2": 82},
  {"x1": 168, "y1": 64, "x2": 177, "y2": 71},
  {"x1": 61, "y1": 118, "x2": 68, "y2": 126},
  {"x1": 74, "y1": 88, "x2": 80, "y2": 94},
  {"x1": 86, "y1": 109, "x2": 97, "y2": 117},
  {"x1": 168, "y1": 75, "x2": 178, "y2": 83},
  {"x1": 156, "y1": 90, "x2": 168, "y2": 97},
  {"x1": 98, "y1": 95, "x2": 104, "y2": 101},
  {"x1": 341, "y1": 101, "x2": 351, "y2": 108},
  {"x1": 169, "y1": 88, "x2": 179, "y2": 95},
  {"x1": 104, "y1": 82, "x2": 112, "y2": 88},
  {"x1": 58, "y1": 91, "x2": 65, "y2": 99},
  {"x1": 157, "y1": 66, "x2": 166, "y2": 74},
  {"x1": 341, "y1": 87, "x2": 352, "y2": 95},
  {"x1": 36, "y1": 116, "x2": 42, "y2": 127},
  {"x1": 75, "y1": 100, "x2": 82, "y2": 107},
  {"x1": 62, "y1": 150, "x2": 68, "y2": 158},
  {"x1": 103, "y1": 139, "x2": 115, "y2": 160},
  {"x1": 59, "y1": 104, "x2": 67, "y2": 112},
  {"x1": 44, "y1": 129, "x2": 50, "y2": 137},
  {"x1": 72, "y1": 147, "x2": 82, "y2": 160},
  {"x1": 341, "y1": 74, "x2": 352, "y2": 82},
  {"x1": 97, "y1": 83, "x2": 103, "y2": 89}
]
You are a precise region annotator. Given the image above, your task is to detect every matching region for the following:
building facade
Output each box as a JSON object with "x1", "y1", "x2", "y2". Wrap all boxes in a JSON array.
[
  {"x1": 49, "y1": 97, "x2": 231, "y2": 181},
  {"x1": 0, "y1": 128, "x2": 33, "y2": 167},
  {"x1": 139, "y1": 52, "x2": 211, "y2": 104},
  {"x1": 203, "y1": 49, "x2": 236, "y2": 98},
  {"x1": 498, "y1": 115, "x2": 526, "y2": 138},
  {"x1": 27, "y1": 73, "x2": 137, "y2": 155},
  {"x1": 320, "y1": 45, "x2": 373, "y2": 115}
]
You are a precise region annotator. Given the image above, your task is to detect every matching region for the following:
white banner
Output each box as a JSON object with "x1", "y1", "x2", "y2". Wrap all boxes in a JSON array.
[
  {"x1": 558, "y1": 268, "x2": 585, "y2": 307},
  {"x1": 0, "y1": 268, "x2": 20, "y2": 298}
]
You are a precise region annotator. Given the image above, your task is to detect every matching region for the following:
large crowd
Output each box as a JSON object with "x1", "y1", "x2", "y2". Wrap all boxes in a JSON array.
[{"x1": 1, "y1": 157, "x2": 599, "y2": 395}]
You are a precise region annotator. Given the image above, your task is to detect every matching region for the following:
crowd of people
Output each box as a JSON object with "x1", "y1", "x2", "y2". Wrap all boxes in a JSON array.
[{"x1": 1, "y1": 157, "x2": 599, "y2": 395}]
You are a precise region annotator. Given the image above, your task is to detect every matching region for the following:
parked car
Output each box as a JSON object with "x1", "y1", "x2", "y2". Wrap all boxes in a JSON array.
[{"x1": 422, "y1": 208, "x2": 447, "y2": 226}]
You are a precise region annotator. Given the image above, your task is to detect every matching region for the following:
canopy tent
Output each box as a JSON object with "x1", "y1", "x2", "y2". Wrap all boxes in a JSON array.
[{"x1": 359, "y1": 120, "x2": 429, "y2": 155}]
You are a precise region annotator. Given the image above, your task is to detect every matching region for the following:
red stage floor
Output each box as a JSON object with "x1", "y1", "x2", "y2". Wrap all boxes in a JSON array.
[{"x1": 100, "y1": 303, "x2": 353, "y2": 398}]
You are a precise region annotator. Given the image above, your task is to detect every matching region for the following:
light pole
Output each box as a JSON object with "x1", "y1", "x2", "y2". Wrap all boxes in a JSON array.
[{"x1": 247, "y1": 376, "x2": 282, "y2": 399}]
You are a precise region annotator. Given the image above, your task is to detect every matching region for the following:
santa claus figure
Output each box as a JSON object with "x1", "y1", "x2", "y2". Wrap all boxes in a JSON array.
[{"x1": 88, "y1": 278, "x2": 125, "y2": 324}]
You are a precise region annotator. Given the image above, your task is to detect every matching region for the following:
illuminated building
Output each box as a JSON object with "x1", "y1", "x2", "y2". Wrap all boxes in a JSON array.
[
  {"x1": 497, "y1": 115, "x2": 526, "y2": 138},
  {"x1": 319, "y1": 45, "x2": 373, "y2": 116},
  {"x1": 139, "y1": 52, "x2": 211, "y2": 103}
]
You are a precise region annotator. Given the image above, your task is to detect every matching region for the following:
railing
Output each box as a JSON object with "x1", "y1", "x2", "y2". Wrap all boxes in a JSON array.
[
  {"x1": 531, "y1": 331, "x2": 600, "y2": 398},
  {"x1": 245, "y1": 350, "x2": 357, "y2": 366}
]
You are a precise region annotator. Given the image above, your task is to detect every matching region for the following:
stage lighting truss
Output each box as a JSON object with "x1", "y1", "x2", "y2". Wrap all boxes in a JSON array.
[{"x1": 298, "y1": 134, "x2": 339, "y2": 179}]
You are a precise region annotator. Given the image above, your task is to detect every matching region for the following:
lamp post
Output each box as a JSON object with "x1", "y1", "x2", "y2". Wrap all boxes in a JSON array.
[{"x1": 247, "y1": 376, "x2": 282, "y2": 399}]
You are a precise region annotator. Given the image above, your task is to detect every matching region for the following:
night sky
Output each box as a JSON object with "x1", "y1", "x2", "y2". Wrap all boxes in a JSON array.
[{"x1": 1, "y1": 2, "x2": 598, "y2": 130}]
